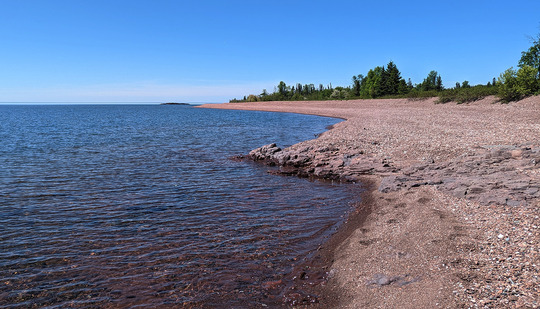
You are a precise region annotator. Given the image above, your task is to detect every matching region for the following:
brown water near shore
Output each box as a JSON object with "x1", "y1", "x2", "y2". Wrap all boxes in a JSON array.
[
  {"x1": 200, "y1": 96, "x2": 540, "y2": 308},
  {"x1": 270, "y1": 177, "x2": 375, "y2": 307}
]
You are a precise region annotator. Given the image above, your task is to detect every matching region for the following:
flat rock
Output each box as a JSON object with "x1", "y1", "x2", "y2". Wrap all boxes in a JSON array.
[{"x1": 379, "y1": 144, "x2": 540, "y2": 206}]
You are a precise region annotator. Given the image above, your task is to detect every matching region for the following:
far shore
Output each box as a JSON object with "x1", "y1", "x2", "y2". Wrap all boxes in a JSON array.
[{"x1": 199, "y1": 96, "x2": 540, "y2": 308}]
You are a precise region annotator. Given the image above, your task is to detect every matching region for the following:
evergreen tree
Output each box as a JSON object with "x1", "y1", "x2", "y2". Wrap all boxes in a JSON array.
[
  {"x1": 436, "y1": 75, "x2": 443, "y2": 91},
  {"x1": 380, "y1": 66, "x2": 389, "y2": 95},
  {"x1": 384, "y1": 61, "x2": 402, "y2": 95},
  {"x1": 421, "y1": 71, "x2": 442, "y2": 91},
  {"x1": 352, "y1": 74, "x2": 364, "y2": 96},
  {"x1": 398, "y1": 79, "x2": 409, "y2": 94},
  {"x1": 407, "y1": 78, "x2": 413, "y2": 90}
]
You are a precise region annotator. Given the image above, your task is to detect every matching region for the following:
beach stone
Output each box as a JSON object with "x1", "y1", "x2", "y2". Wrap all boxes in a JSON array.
[
  {"x1": 374, "y1": 274, "x2": 392, "y2": 286},
  {"x1": 367, "y1": 274, "x2": 406, "y2": 286}
]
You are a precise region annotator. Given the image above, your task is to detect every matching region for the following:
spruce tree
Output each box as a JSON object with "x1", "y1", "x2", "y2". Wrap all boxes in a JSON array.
[
  {"x1": 421, "y1": 71, "x2": 442, "y2": 91},
  {"x1": 385, "y1": 61, "x2": 402, "y2": 95},
  {"x1": 436, "y1": 75, "x2": 443, "y2": 91}
]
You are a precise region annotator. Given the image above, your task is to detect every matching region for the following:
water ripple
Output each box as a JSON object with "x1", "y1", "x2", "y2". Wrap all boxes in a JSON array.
[{"x1": 0, "y1": 105, "x2": 359, "y2": 308}]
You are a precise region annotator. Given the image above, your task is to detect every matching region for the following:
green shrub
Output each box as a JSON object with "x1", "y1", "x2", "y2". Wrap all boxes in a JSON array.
[
  {"x1": 498, "y1": 66, "x2": 540, "y2": 102},
  {"x1": 330, "y1": 89, "x2": 351, "y2": 100},
  {"x1": 517, "y1": 65, "x2": 539, "y2": 95},
  {"x1": 406, "y1": 89, "x2": 438, "y2": 100},
  {"x1": 498, "y1": 68, "x2": 521, "y2": 102},
  {"x1": 291, "y1": 92, "x2": 303, "y2": 101},
  {"x1": 247, "y1": 94, "x2": 258, "y2": 102},
  {"x1": 437, "y1": 85, "x2": 498, "y2": 104}
]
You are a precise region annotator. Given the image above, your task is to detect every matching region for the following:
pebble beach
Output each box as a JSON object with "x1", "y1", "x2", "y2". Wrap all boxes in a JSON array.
[{"x1": 200, "y1": 96, "x2": 539, "y2": 308}]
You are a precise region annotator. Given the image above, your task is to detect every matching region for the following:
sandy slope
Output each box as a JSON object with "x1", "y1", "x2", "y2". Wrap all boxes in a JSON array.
[{"x1": 199, "y1": 96, "x2": 539, "y2": 308}]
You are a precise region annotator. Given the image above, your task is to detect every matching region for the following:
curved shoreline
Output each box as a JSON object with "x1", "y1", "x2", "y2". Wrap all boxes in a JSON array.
[{"x1": 199, "y1": 96, "x2": 540, "y2": 308}]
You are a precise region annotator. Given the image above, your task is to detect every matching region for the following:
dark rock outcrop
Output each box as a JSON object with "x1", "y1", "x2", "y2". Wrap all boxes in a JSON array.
[
  {"x1": 248, "y1": 143, "x2": 540, "y2": 207},
  {"x1": 248, "y1": 143, "x2": 282, "y2": 163},
  {"x1": 379, "y1": 144, "x2": 540, "y2": 206},
  {"x1": 247, "y1": 143, "x2": 398, "y2": 181}
]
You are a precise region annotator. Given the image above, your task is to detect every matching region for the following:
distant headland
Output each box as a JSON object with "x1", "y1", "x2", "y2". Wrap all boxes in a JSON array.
[{"x1": 160, "y1": 102, "x2": 191, "y2": 105}]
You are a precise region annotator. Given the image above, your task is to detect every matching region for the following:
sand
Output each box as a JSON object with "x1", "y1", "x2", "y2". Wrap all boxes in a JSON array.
[{"x1": 199, "y1": 96, "x2": 540, "y2": 308}]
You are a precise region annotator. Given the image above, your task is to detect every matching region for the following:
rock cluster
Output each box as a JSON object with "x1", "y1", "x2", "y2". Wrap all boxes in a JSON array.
[{"x1": 248, "y1": 143, "x2": 397, "y2": 181}]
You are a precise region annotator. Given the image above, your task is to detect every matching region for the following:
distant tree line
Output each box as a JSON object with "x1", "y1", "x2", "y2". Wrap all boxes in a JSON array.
[
  {"x1": 230, "y1": 61, "x2": 450, "y2": 103},
  {"x1": 230, "y1": 82, "x2": 337, "y2": 102},
  {"x1": 231, "y1": 31, "x2": 540, "y2": 103}
]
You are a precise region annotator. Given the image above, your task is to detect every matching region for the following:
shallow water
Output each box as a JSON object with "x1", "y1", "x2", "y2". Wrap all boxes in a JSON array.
[{"x1": 0, "y1": 105, "x2": 360, "y2": 308}]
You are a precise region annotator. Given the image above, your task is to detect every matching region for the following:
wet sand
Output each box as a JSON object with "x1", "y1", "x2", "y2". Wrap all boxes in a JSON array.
[{"x1": 199, "y1": 96, "x2": 540, "y2": 308}]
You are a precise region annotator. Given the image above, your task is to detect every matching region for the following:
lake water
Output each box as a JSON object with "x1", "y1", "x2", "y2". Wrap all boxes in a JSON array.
[{"x1": 0, "y1": 104, "x2": 361, "y2": 308}]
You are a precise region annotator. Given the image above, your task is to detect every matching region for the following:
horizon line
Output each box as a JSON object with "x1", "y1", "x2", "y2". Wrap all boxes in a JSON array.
[{"x1": 0, "y1": 101, "x2": 221, "y2": 104}]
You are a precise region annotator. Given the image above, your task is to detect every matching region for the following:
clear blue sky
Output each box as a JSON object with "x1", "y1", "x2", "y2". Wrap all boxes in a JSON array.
[{"x1": 1, "y1": 0, "x2": 539, "y2": 103}]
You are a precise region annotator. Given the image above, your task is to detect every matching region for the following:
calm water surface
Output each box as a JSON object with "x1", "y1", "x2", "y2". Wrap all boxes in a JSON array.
[{"x1": 0, "y1": 105, "x2": 360, "y2": 308}]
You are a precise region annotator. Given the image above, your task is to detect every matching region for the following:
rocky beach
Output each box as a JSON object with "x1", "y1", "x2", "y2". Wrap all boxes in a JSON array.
[{"x1": 200, "y1": 96, "x2": 539, "y2": 308}]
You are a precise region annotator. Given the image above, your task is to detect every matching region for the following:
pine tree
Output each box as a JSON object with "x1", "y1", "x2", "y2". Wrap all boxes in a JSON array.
[
  {"x1": 436, "y1": 75, "x2": 443, "y2": 91},
  {"x1": 380, "y1": 66, "x2": 389, "y2": 96},
  {"x1": 398, "y1": 79, "x2": 409, "y2": 94},
  {"x1": 385, "y1": 61, "x2": 402, "y2": 95},
  {"x1": 421, "y1": 71, "x2": 442, "y2": 91}
]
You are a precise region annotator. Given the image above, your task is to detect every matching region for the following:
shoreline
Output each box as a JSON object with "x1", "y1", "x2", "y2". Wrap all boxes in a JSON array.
[{"x1": 199, "y1": 96, "x2": 539, "y2": 308}]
